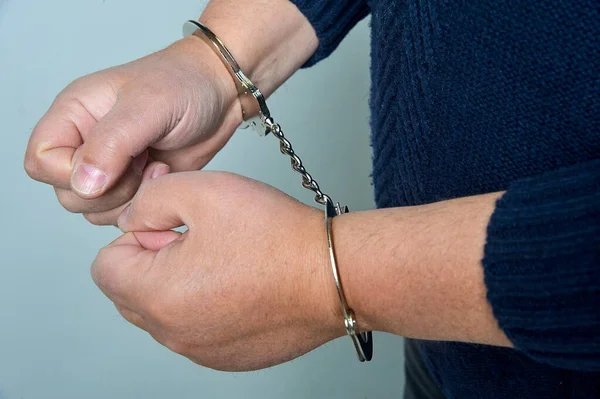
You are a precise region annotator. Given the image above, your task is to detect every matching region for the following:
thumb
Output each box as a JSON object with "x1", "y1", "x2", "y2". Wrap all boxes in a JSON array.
[
  {"x1": 117, "y1": 174, "x2": 192, "y2": 233},
  {"x1": 91, "y1": 231, "x2": 179, "y2": 311},
  {"x1": 70, "y1": 87, "x2": 173, "y2": 198}
]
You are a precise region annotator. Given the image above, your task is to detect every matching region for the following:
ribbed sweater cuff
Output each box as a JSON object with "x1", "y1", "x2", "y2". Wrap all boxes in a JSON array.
[
  {"x1": 483, "y1": 159, "x2": 600, "y2": 371},
  {"x1": 288, "y1": 0, "x2": 370, "y2": 67}
]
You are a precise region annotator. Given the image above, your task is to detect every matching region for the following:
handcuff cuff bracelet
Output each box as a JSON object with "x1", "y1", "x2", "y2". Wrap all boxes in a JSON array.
[{"x1": 183, "y1": 20, "x2": 373, "y2": 362}]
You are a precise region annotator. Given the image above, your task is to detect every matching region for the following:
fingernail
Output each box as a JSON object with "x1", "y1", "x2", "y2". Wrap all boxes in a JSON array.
[
  {"x1": 71, "y1": 164, "x2": 107, "y2": 195},
  {"x1": 117, "y1": 204, "x2": 132, "y2": 231},
  {"x1": 151, "y1": 164, "x2": 170, "y2": 179}
]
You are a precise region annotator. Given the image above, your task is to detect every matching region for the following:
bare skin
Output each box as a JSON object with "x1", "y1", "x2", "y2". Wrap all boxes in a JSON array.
[{"x1": 25, "y1": 0, "x2": 510, "y2": 371}]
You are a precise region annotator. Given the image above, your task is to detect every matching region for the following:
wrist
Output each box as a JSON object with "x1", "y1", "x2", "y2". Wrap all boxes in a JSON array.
[
  {"x1": 298, "y1": 206, "x2": 346, "y2": 339},
  {"x1": 303, "y1": 207, "x2": 381, "y2": 338},
  {"x1": 198, "y1": 0, "x2": 318, "y2": 97},
  {"x1": 169, "y1": 35, "x2": 244, "y2": 128},
  {"x1": 332, "y1": 194, "x2": 511, "y2": 347},
  {"x1": 330, "y1": 211, "x2": 383, "y2": 333}
]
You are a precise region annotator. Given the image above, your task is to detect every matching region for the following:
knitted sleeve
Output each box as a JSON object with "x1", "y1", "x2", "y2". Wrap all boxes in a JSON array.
[
  {"x1": 483, "y1": 158, "x2": 600, "y2": 371},
  {"x1": 288, "y1": 0, "x2": 370, "y2": 66}
]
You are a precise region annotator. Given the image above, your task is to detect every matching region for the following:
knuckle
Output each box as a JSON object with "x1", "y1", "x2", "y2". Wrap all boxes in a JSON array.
[
  {"x1": 55, "y1": 189, "x2": 82, "y2": 214},
  {"x1": 23, "y1": 152, "x2": 40, "y2": 180},
  {"x1": 60, "y1": 76, "x2": 90, "y2": 98},
  {"x1": 90, "y1": 248, "x2": 125, "y2": 298},
  {"x1": 95, "y1": 129, "x2": 123, "y2": 158},
  {"x1": 161, "y1": 337, "x2": 190, "y2": 356},
  {"x1": 83, "y1": 212, "x2": 115, "y2": 226},
  {"x1": 61, "y1": 202, "x2": 81, "y2": 214},
  {"x1": 92, "y1": 120, "x2": 140, "y2": 164},
  {"x1": 118, "y1": 307, "x2": 143, "y2": 328},
  {"x1": 82, "y1": 212, "x2": 100, "y2": 225},
  {"x1": 90, "y1": 248, "x2": 111, "y2": 288}
]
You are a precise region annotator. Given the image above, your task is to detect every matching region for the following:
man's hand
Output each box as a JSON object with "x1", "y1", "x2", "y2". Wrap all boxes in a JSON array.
[
  {"x1": 91, "y1": 171, "x2": 342, "y2": 371},
  {"x1": 91, "y1": 171, "x2": 512, "y2": 371},
  {"x1": 23, "y1": 0, "x2": 318, "y2": 227},
  {"x1": 24, "y1": 37, "x2": 242, "y2": 226}
]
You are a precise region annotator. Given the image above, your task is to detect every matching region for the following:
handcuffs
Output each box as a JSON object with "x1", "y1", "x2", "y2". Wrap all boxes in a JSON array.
[{"x1": 183, "y1": 20, "x2": 373, "y2": 362}]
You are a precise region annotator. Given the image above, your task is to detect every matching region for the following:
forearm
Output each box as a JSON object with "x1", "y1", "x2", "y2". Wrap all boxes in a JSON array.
[
  {"x1": 198, "y1": 0, "x2": 318, "y2": 96},
  {"x1": 331, "y1": 192, "x2": 512, "y2": 347}
]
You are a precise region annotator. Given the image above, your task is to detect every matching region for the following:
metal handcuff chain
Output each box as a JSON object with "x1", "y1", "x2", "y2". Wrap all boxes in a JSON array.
[{"x1": 183, "y1": 20, "x2": 373, "y2": 362}]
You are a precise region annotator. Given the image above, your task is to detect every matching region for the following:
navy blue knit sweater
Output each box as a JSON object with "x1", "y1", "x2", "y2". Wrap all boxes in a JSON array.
[{"x1": 290, "y1": 1, "x2": 600, "y2": 397}]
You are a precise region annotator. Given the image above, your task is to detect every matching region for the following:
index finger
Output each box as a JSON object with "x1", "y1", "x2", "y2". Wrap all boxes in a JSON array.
[
  {"x1": 25, "y1": 96, "x2": 95, "y2": 188},
  {"x1": 91, "y1": 231, "x2": 180, "y2": 311}
]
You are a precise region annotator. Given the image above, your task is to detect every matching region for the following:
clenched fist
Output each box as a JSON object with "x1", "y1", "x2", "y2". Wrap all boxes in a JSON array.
[
  {"x1": 24, "y1": 36, "x2": 243, "y2": 225},
  {"x1": 91, "y1": 171, "x2": 344, "y2": 371}
]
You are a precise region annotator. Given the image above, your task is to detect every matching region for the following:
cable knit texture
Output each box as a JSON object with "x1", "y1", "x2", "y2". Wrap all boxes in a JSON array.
[{"x1": 290, "y1": 0, "x2": 600, "y2": 397}]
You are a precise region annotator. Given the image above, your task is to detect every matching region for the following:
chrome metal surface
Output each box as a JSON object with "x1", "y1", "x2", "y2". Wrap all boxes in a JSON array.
[
  {"x1": 183, "y1": 20, "x2": 268, "y2": 125},
  {"x1": 326, "y1": 199, "x2": 373, "y2": 362},
  {"x1": 182, "y1": 20, "x2": 373, "y2": 362},
  {"x1": 263, "y1": 117, "x2": 330, "y2": 206}
]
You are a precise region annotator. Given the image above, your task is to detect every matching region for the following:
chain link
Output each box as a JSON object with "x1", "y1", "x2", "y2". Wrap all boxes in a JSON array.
[{"x1": 263, "y1": 117, "x2": 331, "y2": 206}]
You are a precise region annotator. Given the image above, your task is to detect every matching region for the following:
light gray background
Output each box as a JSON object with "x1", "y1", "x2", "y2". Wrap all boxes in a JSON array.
[{"x1": 0, "y1": 1, "x2": 405, "y2": 398}]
